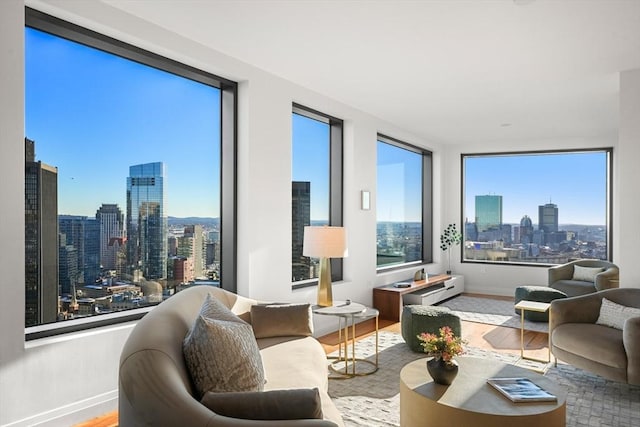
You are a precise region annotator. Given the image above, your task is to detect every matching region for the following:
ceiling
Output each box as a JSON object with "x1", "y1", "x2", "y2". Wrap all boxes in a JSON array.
[{"x1": 102, "y1": 0, "x2": 640, "y2": 146}]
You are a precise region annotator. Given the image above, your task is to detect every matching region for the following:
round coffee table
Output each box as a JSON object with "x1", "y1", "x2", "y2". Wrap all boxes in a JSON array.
[{"x1": 400, "y1": 357, "x2": 567, "y2": 427}]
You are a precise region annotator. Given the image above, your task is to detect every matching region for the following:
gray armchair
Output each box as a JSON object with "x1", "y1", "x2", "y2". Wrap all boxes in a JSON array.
[
  {"x1": 550, "y1": 288, "x2": 640, "y2": 385},
  {"x1": 548, "y1": 259, "x2": 619, "y2": 297}
]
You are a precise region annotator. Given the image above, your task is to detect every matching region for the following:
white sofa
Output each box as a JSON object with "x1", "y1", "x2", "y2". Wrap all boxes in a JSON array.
[{"x1": 118, "y1": 285, "x2": 344, "y2": 426}]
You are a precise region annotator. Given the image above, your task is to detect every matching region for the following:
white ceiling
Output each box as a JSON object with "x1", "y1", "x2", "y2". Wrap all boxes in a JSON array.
[{"x1": 102, "y1": 0, "x2": 640, "y2": 145}]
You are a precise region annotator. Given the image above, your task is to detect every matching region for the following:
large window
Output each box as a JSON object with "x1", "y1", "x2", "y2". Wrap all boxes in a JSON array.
[
  {"x1": 462, "y1": 149, "x2": 612, "y2": 265},
  {"x1": 376, "y1": 136, "x2": 432, "y2": 269},
  {"x1": 291, "y1": 105, "x2": 343, "y2": 285},
  {"x1": 25, "y1": 8, "x2": 236, "y2": 338}
]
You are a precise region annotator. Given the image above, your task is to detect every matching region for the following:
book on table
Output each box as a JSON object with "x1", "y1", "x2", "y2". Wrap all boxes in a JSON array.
[{"x1": 486, "y1": 377, "x2": 557, "y2": 402}]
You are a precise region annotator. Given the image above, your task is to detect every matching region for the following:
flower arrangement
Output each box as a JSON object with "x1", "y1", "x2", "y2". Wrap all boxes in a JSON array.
[
  {"x1": 440, "y1": 223, "x2": 462, "y2": 274},
  {"x1": 417, "y1": 326, "x2": 466, "y2": 364}
]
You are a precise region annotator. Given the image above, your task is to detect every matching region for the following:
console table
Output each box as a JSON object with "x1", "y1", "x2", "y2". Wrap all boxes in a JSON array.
[{"x1": 373, "y1": 274, "x2": 450, "y2": 321}]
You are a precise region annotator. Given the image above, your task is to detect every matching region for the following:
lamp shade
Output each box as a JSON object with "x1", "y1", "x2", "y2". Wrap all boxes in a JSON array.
[{"x1": 303, "y1": 226, "x2": 348, "y2": 258}]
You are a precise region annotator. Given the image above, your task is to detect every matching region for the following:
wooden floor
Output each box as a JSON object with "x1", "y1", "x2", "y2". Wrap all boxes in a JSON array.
[{"x1": 75, "y1": 295, "x2": 549, "y2": 427}]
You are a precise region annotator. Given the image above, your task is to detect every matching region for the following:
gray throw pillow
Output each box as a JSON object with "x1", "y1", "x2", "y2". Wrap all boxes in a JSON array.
[
  {"x1": 251, "y1": 303, "x2": 313, "y2": 338},
  {"x1": 183, "y1": 296, "x2": 265, "y2": 397},
  {"x1": 572, "y1": 265, "x2": 604, "y2": 282},
  {"x1": 596, "y1": 297, "x2": 640, "y2": 330},
  {"x1": 200, "y1": 388, "x2": 323, "y2": 420}
]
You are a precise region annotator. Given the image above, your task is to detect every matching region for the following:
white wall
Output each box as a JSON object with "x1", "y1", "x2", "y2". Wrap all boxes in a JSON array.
[{"x1": 0, "y1": 1, "x2": 445, "y2": 425}]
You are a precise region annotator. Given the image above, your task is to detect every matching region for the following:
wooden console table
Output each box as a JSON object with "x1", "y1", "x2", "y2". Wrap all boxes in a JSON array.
[{"x1": 373, "y1": 274, "x2": 450, "y2": 321}]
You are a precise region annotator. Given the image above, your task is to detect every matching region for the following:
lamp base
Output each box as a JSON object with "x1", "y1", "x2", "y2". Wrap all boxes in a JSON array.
[{"x1": 317, "y1": 257, "x2": 333, "y2": 307}]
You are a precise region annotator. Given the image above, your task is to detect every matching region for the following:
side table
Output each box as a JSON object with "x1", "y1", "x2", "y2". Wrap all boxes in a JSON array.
[
  {"x1": 513, "y1": 300, "x2": 551, "y2": 364},
  {"x1": 313, "y1": 302, "x2": 379, "y2": 378}
]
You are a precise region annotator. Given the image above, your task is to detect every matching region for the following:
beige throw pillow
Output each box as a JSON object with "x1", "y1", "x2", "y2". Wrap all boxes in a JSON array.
[
  {"x1": 183, "y1": 295, "x2": 265, "y2": 397},
  {"x1": 250, "y1": 303, "x2": 313, "y2": 339},
  {"x1": 572, "y1": 265, "x2": 604, "y2": 282},
  {"x1": 596, "y1": 298, "x2": 640, "y2": 330},
  {"x1": 200, "y1": 388, "x2": 323, "y2": 420}
]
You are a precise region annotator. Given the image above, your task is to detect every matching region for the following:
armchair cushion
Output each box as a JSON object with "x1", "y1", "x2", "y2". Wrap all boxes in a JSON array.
[
  {"x1": 572, "y1": 265, "x2": 604, "y2": 282},
  {"x1": 200, "y1": 388, "x2": 323, "y2": 420},
  {"x1": 596, "y1": 298, "x2": 640, "y2": 330},
  {"x1": 251, "y1": 303, "x2": 313, "y2": 338}
]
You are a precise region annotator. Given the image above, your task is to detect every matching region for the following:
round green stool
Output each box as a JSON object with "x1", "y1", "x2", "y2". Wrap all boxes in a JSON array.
[
  {"x1": 514, "y1": 286, "x2": 568, "y2": 322},
  {"x1": 401, "y1": 305, "x2": 462, "y2": 353}
]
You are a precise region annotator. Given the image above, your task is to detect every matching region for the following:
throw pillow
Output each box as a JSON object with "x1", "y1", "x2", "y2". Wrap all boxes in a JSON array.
[
  {"x1": 250, "y1": 303, "x2": 313, "y2": 339},
  {"x1": 199, "y1": 293, "x2": 243, "y2": 323},
  {"x1": 200, "y1": 388, "x2": 323, "y2": 420},
  {"x1": 183, "y1": 298, "x2": 265, "y2": 397},
  {"x1": 572, "y1": 265, "x2": 604, "y2": 282},
  {"x1": 596, "y1": 298, "x2": 640, "y2": 330}
]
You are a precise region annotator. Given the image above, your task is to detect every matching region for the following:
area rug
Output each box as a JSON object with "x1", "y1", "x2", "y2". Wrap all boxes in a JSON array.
[
  {"x1": 328, "y1": 331, "x2": 640, "y2": 427},
  {"x1": 437, "y1": 295, "x2": 549, "y2": 333}
]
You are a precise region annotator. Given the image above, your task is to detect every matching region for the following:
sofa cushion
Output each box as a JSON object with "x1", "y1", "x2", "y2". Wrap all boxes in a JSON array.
[
  {"x1": 596, "y1": 298, "x2": 640, "y2": 330},
  {"x1": 251, "y1": 303, "x2": 313, "y2": 338},
  {"x1": 200, "y1": 388, "x2": 323, "y2": 420},
  {"x1": 572, "y1": 265, "x2": 604, "y2": 282},
  {"x1": 183, "y1": 296, "x2": 265, "y2": 397}
]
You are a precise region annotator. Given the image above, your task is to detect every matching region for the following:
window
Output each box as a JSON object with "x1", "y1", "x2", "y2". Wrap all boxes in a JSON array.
[
  {"x1": 291, "y1": 105, "x2": 343, "y2": 285},
  {"x1": 462, "y1": 149, "x2": 612, "y2": 265},
  {"x1": 25, "y1": 8, "x2": 236, "y2": 338},
  {"x1": 376, "y1": 136, "x2": 433, "y2": 269}
]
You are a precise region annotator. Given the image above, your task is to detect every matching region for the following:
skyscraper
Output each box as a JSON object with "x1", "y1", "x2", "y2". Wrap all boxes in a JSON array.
[
  {"x1": 96, "y1": 204, "x2": 124, "y2": 271},
  {"x1": 475, "y1": 195, "x2": 502, "y2": 232},
  {"x1": 24, "y1": 137, "x2": 59, "y2": 327},
  {"x1": 519, "y1": 215, "x2": 534, "y2": 244},
  {"x1": 59, "y1": 215, "x2": 101, "y2": 286},
  {"x1": 538, "y1": 203, "x2": 559, "y2": 234},
  {"x1": 126, "y1": 162, "x2": 167, "y2": 281},
  {"x1": 180, "y1": 225, "x2": 205, "y2": 278},
  {"x1": 292, "y1": 181, "x2": 311, "y2": 281}
]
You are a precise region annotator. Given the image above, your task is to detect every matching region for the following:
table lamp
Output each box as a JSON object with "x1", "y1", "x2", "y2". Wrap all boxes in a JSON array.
[{"x1": 303, "y1": 226, "x2": 348, "y2": 307}]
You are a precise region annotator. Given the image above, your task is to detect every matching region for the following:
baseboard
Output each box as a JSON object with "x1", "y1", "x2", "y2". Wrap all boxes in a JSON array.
[{"x1": 2, "y1": 390, "x2": 117, "y2": 427}]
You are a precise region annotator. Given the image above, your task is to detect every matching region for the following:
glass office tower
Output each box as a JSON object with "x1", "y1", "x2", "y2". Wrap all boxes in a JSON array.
[
  {"x1": 475, "y1": 195, "x2": 503, "y2": 232},
  {"x1": 126, "y1": 162, "x2": 167, "y2": 281}
]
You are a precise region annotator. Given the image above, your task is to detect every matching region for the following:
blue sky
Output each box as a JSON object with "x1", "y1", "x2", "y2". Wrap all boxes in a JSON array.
[
  {"x1": 377, "y1": 141, "x2": 423, "y2": 222},
  {"x1": 25, "y1": 27, "x2": 221, "y2": 218},
  {"x1": 464, "y1": 151, "x2": 608, "y2": 225}
]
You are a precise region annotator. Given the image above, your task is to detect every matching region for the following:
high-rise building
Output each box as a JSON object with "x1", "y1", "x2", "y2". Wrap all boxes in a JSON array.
[
  {"x1": 59, "y1": 215, "x2": 101, "y2": 286},
  {"x1": 25, "y1": 137, "x2": 59, "y2": 327},
  {"x1": 475, "y1": 195, "x2": 502, "y2": 232},
  {"x1": 126, "y1": 162, "x2": 167, "y2": 280},
  {"x1": 539, "y1": 202, "x2": 559, "y2": 235},
  {"x1": 519, "y1": 215, "x2": 534, "y2": 244},
  {"x1": 96, "y1": 204, "x2": 124, "y2": 271},
  {"x1": 181, "y1": 225, "x2": 205, "y2": 278},
  {"x1": 292, "y1": 181, "x2": 311, "y2": 281}
]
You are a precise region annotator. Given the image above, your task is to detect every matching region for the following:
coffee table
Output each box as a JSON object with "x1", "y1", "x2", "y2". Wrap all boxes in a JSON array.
[{"x1": 400, "y1": 356, "x2": 566, "y2": 427}]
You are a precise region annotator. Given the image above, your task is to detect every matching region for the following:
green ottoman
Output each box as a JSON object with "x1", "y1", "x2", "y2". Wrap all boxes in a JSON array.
[
  {"x1": 401, "y1": 305, "x2": 462, "y2": 353},
  {"x1": 514, "y1": 286, "x2": 568, "y2": 322}
]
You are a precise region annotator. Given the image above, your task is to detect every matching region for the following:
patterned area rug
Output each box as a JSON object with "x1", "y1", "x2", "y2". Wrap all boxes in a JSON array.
[
  {"x1": 437, "y1": 295, "x2": 549, "y2": 333},
  {"x1": 328, "y1": 331, "x2": 640, "y2": 427}
]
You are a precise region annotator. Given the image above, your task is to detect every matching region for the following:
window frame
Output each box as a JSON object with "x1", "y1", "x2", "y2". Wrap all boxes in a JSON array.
[
  {"x1": 375, "y1": 134, "x2": 433, "y2": 272},
  {"x1": 460, "y1": 148, "x2": 613, "y2": 268},
  {"x1": 25, "y1": 7, "x2": 237, "y2": 340},
  {"x1": 291, "y1": 103, "x2": 344, "y2": 289}
]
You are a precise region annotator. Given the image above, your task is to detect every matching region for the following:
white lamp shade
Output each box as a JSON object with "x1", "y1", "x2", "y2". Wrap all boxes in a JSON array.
[{"x1": 303, "y1": 226, "x2": 348, "y2": 258}]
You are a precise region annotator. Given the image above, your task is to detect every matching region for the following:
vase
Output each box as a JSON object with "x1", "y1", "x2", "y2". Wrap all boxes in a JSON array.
[{"x1": 426, "y1": 358, "x2": 459, "y2": 385}]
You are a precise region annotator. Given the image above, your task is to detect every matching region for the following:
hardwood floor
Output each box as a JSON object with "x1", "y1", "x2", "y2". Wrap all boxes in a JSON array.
[{"x1": 76, "y1": 296, "x2": 549, "y2": 427}]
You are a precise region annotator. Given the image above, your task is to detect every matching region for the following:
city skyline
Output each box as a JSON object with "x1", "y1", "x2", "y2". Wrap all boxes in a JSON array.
[{"x1": 25, "y1": 27, "x2": 221, "y2": 219}]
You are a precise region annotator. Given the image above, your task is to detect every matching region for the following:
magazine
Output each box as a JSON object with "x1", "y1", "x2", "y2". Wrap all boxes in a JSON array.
[{"x1": 487, "y1": 377, "x2": 557, "y2": 403}]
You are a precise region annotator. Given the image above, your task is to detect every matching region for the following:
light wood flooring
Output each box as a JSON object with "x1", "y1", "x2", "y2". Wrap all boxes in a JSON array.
[{"x1": 75, "y1": 294, "x2": 549, "y2": 427}]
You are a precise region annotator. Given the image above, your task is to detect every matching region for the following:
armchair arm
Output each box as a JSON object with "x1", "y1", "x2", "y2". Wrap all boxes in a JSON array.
[
  {"x1": 594, "y1": 267, "x2": 620, "y2": 291},
  {"x1": 548, "y1": 263, "x2": 573, "y2": 285},
  {"x1": 550, "y1": 293, "x2": 602, "y2": 331},
  {"x1": 623, "y1": 316, "x2": 640, "y2": 386}
]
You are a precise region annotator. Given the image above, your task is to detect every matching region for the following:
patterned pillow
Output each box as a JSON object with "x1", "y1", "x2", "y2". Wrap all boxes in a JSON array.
[
  {"x1": 183, "y1": 296, "x2": 265, "y2": 397},
  {"x1": 596, "y1": 298, "x2": 640, "y2": 330},
  {"x1": 572, "y1": 265, "x2": 604, "y2": 282}
]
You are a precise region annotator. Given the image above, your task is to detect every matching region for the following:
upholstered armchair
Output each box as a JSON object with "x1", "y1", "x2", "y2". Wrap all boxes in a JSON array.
[
  {"x1": 548, "y1": 259, "x2": 619, "y2": 297},
  {"x1": 549, "y1": 288, "x2": 640, "y2": 385}
]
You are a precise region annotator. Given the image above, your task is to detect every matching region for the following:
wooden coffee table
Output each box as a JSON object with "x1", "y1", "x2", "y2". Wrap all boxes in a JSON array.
[{"x1": 400, "y1": 357, "x2": 566, "y2": 427}]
